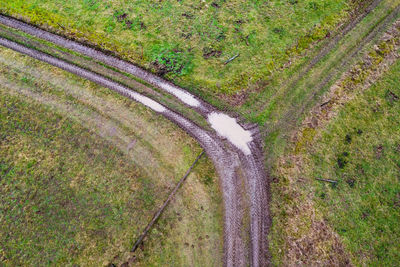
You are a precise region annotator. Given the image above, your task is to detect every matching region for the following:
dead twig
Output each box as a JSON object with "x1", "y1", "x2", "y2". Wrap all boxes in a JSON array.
[
  {"x1": 316, "y1": 178, "x2": 337, "y2": 184},
  {"x1": 320, "y1": 100, "x2": 331, "y2": 107},
  {"x1": 224, "y1": 53, "x2": 240, "y2": 65}
]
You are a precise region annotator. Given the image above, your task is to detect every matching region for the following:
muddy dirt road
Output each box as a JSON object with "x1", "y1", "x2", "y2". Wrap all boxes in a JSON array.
[{"x1": 0, "y1": 17, "x2": 270, "y2": 267}]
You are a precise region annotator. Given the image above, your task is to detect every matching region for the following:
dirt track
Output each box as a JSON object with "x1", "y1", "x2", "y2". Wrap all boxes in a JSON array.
[
  {"x1": 0, "y1": 1, "x2": 392, "y2": 264},
  {"x1": 0, "y1": 18, "x2": 270, "y2": 267}
]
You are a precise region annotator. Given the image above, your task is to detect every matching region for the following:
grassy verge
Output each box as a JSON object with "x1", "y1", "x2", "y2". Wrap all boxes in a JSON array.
[
  {"x1": 0, "y1": 0, "x2": 354, "y2": 96},
  {"x1": 0, "y1": 91, "x2": 145, "y2": 266},
  {"x1": 0, "y1": 46, "x2": 223, "y2": 266},
  {"x1": 268, "y1": 19, "x2": 400, "y2": 265}
]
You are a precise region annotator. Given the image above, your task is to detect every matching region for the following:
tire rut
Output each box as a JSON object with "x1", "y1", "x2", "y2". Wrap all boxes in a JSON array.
[{"x1": 0, "y1": 32, "x2": 269, "y2": 266}]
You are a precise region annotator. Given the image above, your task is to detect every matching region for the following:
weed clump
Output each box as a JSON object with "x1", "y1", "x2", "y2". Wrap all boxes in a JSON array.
[
  {"x1": 346, "y1": 177, "x2": 355, "y2": 187},
  {"x1": 150, "y1": 44, "x2": 194, "y2": 76}
]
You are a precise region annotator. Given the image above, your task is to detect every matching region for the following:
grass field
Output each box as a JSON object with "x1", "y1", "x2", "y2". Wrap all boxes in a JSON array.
[
  {"x1": 268, "y1": 18, "x2": 400, "y2": 265},
  {"x1": 0, "y1": 0, "x2": 355, "y2": 96},
  {"x1": 306, "y1": 59, "x2": 400, "y2": 266},
  {"x1": 0, "y1": 47, "x2": 223, "y2": 266}
]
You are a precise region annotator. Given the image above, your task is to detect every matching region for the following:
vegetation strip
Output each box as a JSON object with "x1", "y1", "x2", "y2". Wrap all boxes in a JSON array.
[
  {"x1": 0, "y1": 0, "x2": 353, "y2": 95},
  {"x1": 131, "y1": 151, "x2": 205, "y2": 254},
  {"x1": 280, "y1": 3, "x2": 400, "y2": 129}
]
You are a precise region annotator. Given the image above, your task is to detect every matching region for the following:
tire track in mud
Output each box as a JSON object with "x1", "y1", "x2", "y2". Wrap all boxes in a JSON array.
[
  {"x1": 0, "y1": 25, "x2": 209, "y2": 129},
  {"x1": 0, "y1": 35, "x2": 269, "y2": 266}
]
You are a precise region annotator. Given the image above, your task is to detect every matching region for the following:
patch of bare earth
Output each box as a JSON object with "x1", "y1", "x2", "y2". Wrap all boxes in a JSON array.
[{"x1": 273, "y1": 19, "x2": 400, "y2": 266}]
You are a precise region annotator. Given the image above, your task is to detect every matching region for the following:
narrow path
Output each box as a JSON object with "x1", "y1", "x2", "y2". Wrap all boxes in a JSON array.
[
  {"x1": 0, "y1": 25, "x2": 269, "y2": 266},
  {"x1": 251, "y1": 0, "x2": 385, "y2": 114}
]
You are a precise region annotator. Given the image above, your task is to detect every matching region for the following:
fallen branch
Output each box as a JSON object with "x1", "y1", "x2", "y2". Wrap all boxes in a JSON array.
[
  {"x1": 224, "y1": 53, "x2": 240, "y2": 65},
  {"x1": 131, "y1": 150, "x2": 205, "y2": 253},
  {"x1": 320, "y1": 100, "x2": 331, "y2": 107},
  {"x1": 316, "y1": 178, "x2": 337, "y2": 184}
]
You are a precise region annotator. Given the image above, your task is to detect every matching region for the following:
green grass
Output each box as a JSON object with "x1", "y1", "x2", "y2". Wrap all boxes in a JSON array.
[
  {"x1": 305, "y1": 59, "x2": 400, "y2": 266},
  {"x1": 1, "y1": 0, "x2": 399, "y2": 265},
  {"x1": 0, "y1": 0, "x2": 353, "y2": 96},
  {"x1": 0, "y1": 46, "x2": 223, "y2": 266},
  {"x1": 267, "y1": 30, "x2": 400, "y2": 265}
]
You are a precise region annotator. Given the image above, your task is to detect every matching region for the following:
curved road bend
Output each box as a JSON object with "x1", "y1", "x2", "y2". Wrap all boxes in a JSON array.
[{"x1": 0, "y1": 36, "x2": 269, "y2": 266}]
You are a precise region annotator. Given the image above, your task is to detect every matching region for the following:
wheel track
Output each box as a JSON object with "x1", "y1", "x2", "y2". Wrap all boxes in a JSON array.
[
  {"x1": 0, "y1": 14, "x2": 213, "y2": 115},
  {"x1": 0, "y1": 33, "x2": 269, "y2": 266}
]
